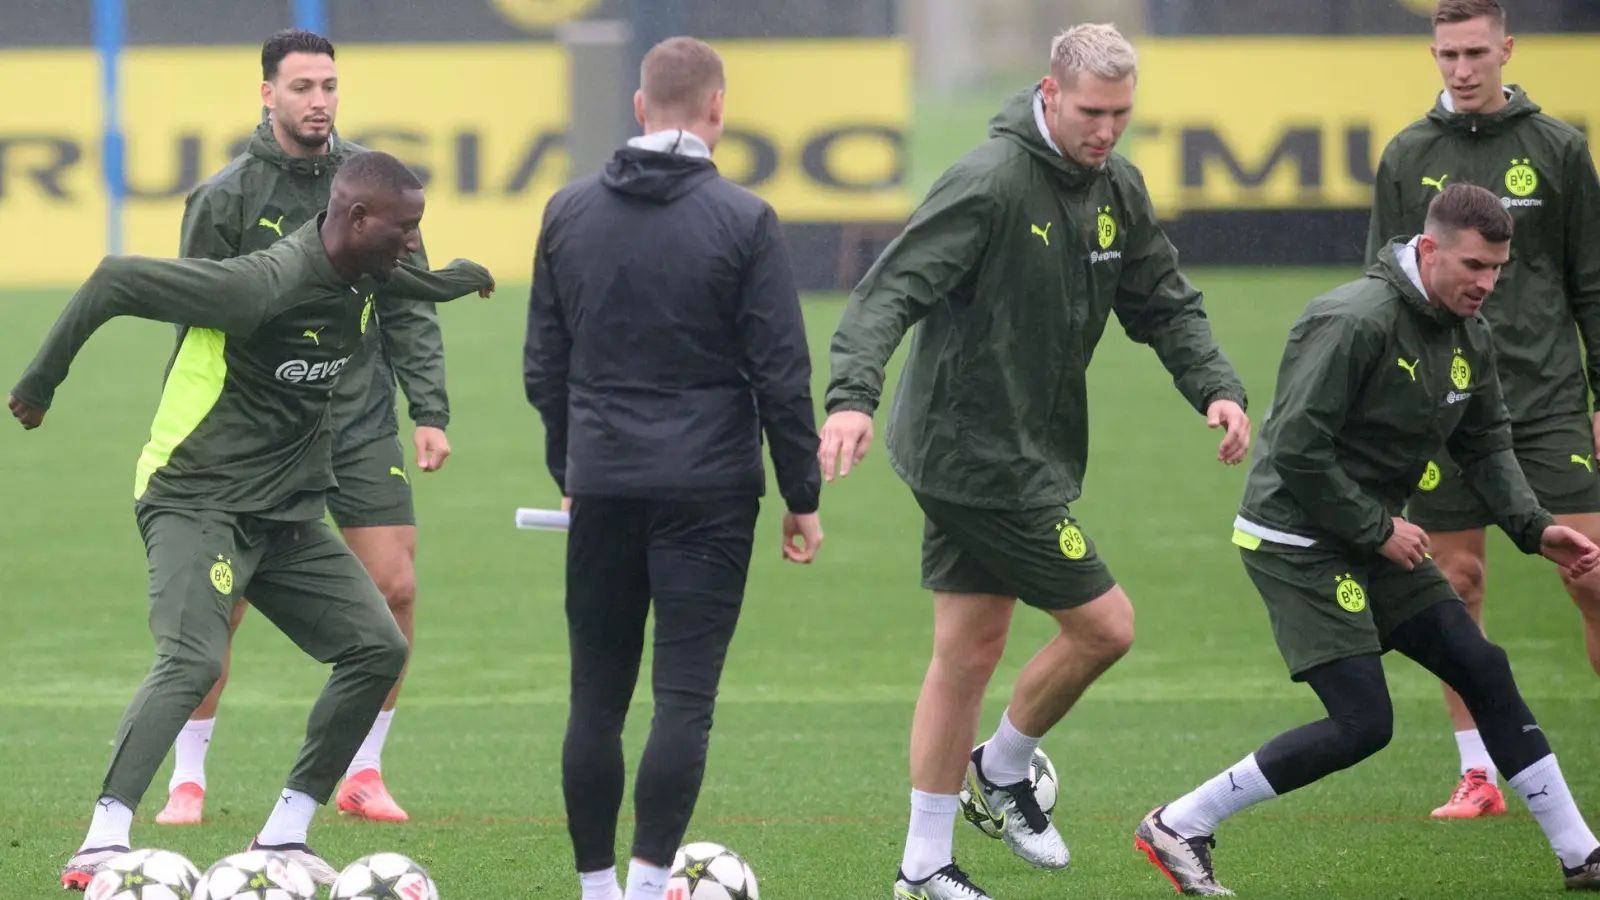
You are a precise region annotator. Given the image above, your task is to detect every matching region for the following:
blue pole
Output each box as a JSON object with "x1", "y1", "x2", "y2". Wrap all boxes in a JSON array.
[
  {"x1": 294, "y1": 0, "x2": 327, "y2": 35},
  {"x1": 93, "y1": 0, "x2": 124, "y2": 256}
]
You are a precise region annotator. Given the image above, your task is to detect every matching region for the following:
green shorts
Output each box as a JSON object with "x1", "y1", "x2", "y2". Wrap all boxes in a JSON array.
[
  {"x1": 1236, "y1": 537, "x2": 1461, "y2": 680},
  {"x1": 914, "y1": 491, "x2": 1118, "y2": 611},
  {"x1": 327, "y1": 436, "x2": 415, "y2": 529},
  {"x1": 1408, "y1": 413, "x2": 1600, "y2": 531}
]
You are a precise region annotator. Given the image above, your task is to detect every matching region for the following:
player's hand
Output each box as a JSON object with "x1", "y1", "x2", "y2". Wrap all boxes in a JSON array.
[
  {"x1": 478, "y1": 276, "x2": 496, "y2": 298},
  {"x1": 818, "y1": 410, "x2": 874, "y2": 482},
  {"x1": 782, "y1": 512, "x2": 823, "y2": 564},
  {"x1": 1378, "y1": 517, "x2": 1430, "y2": 570},
  {"x1": 1591, "y1": 411, "x2": 1600, "y2": 460},
  {"x1": 1540, "y1": 525, "x2": 1600, "y2": 581},
  {"x1": 1207, "y1": 399, "x2": 1250, "y2": 465},
  {"x1": 8, "y1": 393, "x2": 44, "y2": 429},
  {"x1": 561, "y1": 496, "x2": 572, "y2": 514},
  {"x1": 414, "y1": 426, "x2": 451, "y2": 472}
]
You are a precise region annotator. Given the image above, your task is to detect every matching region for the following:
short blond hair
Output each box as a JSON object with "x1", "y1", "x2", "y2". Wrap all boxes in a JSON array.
[
  {"x1": 640, "y1": 36, "x2": 725, "y2": 120},
  {"x1": 1050, "y1": 23, "x2": 1138, "y2": 84}
]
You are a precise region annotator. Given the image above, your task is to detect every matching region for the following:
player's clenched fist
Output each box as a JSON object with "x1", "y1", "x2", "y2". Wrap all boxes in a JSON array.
[
  {"x1": 8, "y1": 393, "x2": 43, "y2": 429},
  {"x1": 818, "y1": 410, "x2": 874, "y2": 482}
]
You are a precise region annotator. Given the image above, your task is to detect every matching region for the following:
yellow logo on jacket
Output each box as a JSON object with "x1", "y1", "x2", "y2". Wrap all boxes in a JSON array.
[
  {"x1": 1419, "y1": 460, "x2": 1441, "y2": 491},
  {"x1": 1450, "y1": 349, "x2": 1471, "y2": 390},
  {"x1": 1334, "y1": 573, "x2": 1366, "y2": 613},
  {"x1": 1096, "y1": 206, "x2": 1117, "y2": 249},
  {"x1": 209, "y1": 556, "x2": 234, "y2": 595},
  {"x1": 1505, "y1": 159, "x2": 1538, "y2": 197}
]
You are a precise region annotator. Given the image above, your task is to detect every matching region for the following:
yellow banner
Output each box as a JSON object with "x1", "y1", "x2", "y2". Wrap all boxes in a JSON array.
[
  {"x1": 1128, "y1": 36, "x2": 1600, "y2": 216},
  {"x1": 0, "y1": 39, "x2": 908, "y2": 287}
]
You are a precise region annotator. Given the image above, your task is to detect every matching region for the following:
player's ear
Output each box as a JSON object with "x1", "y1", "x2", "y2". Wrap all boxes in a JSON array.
[
  {"x1": 708, "y1": 89, "x2": 724, "y2": 126},
  {"x1": 633, "y1": 90, "x2": 646, "y2": 128},
  {"x1": 347, "y1": 201, "x2": 368, "y2": 232},
  {"x1": 260, "y1": 80, "x2": 273, "y2": 110},
  {"x1": 1501, "y1": 34, "x2": 1514, "y2": 64}
]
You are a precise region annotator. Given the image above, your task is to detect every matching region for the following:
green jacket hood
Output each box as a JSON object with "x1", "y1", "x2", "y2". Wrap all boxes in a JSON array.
[
  {"x1": 988, "y1": 85, "x2": 1102, "y2": 189},
  {"x1": 1425, "y1": 84, "x2": 1541, "y2": 138},
  {"x1": 247, "y1": 119, "x2": 353, "y2": 178},
  {"x1": 1369, "y1": 239, "x2": 1466, "y2": 329}
]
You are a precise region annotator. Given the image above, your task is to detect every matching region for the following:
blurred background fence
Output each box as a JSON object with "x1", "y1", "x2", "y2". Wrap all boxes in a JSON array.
[{"x1": 1, "y1": 0, "x2": 1597, "y2": 290}]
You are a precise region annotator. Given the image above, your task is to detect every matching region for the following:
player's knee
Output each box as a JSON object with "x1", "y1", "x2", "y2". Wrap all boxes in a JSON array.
[
  {"x1": 380, "y1": 572, "x2": 416, "y2": 620},
  {"x1": 1438, "y1": 551, "x2": 1487, "y2": 609},
  {"x1": 361, "y1": 624, "x2": 410, "y2": 680},
  {"x1": 938, "y1": 629, "x2": 1008, "y2": 682},
  {"x1": 162, "y1": 652, "x2": 226, "y2": 704},
  {"x1": 1339, "y1": 705, "x2": 1394, "y2": 762},
  {"x1": 1070, "y1": 591, "x2": 1135, "y2": 665}
]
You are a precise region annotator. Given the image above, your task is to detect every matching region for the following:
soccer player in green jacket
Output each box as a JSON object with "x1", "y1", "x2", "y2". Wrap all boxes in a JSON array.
[
  {"x1": 1365, "y1": 0, "x2": 1600, "y2": 820},
  {"x1": 8, "y1": 151, "x2": 495, "y2": 890},
  {"x1": 1138, "y1": 183, "x2": 1600, "y2": 896},
  {"x1": 153, "y1": 29, "x2": 455, "y2": 826},
  {"x1": 820, "y1": 23, "x2": 1250, "y2": 900}
]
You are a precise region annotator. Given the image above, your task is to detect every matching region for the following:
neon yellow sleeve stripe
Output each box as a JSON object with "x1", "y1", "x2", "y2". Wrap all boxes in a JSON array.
[{"x1": 134, "y1": 328, "x2": 228, "y2": 500}]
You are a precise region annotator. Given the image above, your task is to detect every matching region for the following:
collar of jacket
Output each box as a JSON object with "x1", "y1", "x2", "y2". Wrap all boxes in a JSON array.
[
  {"x1": 248, "y1": 119, "x2": 350, "y2": 177},
  {"x1": 1425, "y1": 84, "x2": 1540, "y2": 137},
  {"x1": 292, "y1": 212, "x2": 358, "y2": 288},
  {"x1": 988, "y1": 85, "x2": 1104, "y2": 190},
  {"x1": 1372, "y1": 239, "x2": 1463, "y2": 328}
]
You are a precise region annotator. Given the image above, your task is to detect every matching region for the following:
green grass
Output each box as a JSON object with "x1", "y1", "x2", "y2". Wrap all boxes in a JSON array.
[{"x1": 1, "y1": 269, "x2": 1597, "y2": 898}]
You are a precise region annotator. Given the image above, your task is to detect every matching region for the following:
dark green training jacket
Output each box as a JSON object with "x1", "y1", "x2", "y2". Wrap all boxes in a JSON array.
[
  {"x1": 1236, "y1": 241, "x2": 1551, "y2": 558},
  {"x1": 179, "y1": 120, "x2": 452, "y2": 451},
  {"x1": 11, "y1": 220, "x2": 492, "y2": 521},
  {"x1": 825, "y1": 85, "x2": 1246, "y2": 509},
  {"x1": 1367, "y1": 86, "x2": 1600, "y2": 426}
]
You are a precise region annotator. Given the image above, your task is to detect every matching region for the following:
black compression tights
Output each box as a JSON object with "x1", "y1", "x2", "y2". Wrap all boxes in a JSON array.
[{"x1": 1255, "y1": 601, "x2": 1550, "y2": 794}]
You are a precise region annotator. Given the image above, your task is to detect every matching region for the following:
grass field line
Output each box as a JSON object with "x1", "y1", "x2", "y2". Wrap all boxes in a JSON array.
[{"x1": 5, "y1": 682, "x2": 1595, "y2": 709}]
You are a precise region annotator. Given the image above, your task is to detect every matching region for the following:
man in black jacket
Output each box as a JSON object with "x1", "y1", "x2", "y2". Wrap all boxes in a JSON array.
[{"x1": 523, "y1": 35, "x2": 825, "y2": 900}]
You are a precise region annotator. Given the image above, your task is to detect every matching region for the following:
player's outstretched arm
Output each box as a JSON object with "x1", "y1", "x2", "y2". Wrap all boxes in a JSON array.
[
  {"x1": 9, "y1": 254, "x2": 279, "y2": 419},
  {"x1": 382, "y1": 257, "x2": 495, "y2": 303},
  {"x1": 1447, "y1": 350, "x2": 1557, "y2": 556},
  {"x1": 523, "y1": 212, "x2": 571, "y2": 497},
  {"x1": 1265, "y1": 312, "x2": 1395, "y2": 553},
  {"x1": 820, "y1": 168, "x2": 994, "y2": 480},
  {"x1": 1111, "y1": 173, "x2": 1249, "y2": 459}
]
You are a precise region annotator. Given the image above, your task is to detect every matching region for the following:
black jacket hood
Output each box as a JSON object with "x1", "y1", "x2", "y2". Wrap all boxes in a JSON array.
[{"x1": 600, "y1": 146, "x2": 720, "y2": 203}]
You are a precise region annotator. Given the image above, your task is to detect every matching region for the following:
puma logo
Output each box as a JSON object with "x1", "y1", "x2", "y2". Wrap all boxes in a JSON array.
[
  {"x1": 1421, "y1": 174, "x2": 1449, "y2": 192},
  {"x1": 389, "y1": 466, "x2": 409, "y2": 484},
  {"x1": 1030, "y1": 222, "x2": 1052, "y2": 246},
  {"x1": 258, "y1": 215, "x2": 286, "y2": 237},
  {"x1": 1228, "y1": 772, "x2": 1243, "y2": 792},
  {"x1": 302, "y1": 327, "x2": 323, "y2": 346},
  {"x1": 1527, "y1": 784, "x2": 1550, "y2": 799},
  {"x1": 1573, "y1": 454, "x2": 1594, "y2": 472},
  {"x1": 1397, "y1": 358, "x2": 1419, "y2": 381}
]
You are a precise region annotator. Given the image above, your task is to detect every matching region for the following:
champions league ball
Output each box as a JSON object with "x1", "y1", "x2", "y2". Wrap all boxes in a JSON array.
[
  {"x1": 331, "y1": 852, "x2": 440, "y2": 900},
  {"x1": 194, "y1": 851, "x2": 317, "y2": 900},
  {"x1": 960, "y1": 746, "x2": 1060, "y2": 838},
  {"x1": 667, "y1": 842, "x2": 760, "y2": 900},
  {"x1": 85, "y1": 848, "x2": 202, "y2": 900}
]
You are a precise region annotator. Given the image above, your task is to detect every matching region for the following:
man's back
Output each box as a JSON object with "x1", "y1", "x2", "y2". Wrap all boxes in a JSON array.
[{"x1": 526, "y1": 137, "x2": 819, "y2": 511}]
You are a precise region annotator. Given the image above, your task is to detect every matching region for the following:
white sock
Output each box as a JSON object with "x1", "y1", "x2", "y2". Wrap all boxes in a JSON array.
[
  {"x1": 622, "y1": 859, "x2": 670, "y2": 900},
  {"x1": 900, "y1": 790, "x2": 958, "y2": 882},
  {"x1": 980, "y1": 708, "x2": 1042, "y2": 786},
  {"x1": 1162, "y1": 753, "x2": 1279, "y2": 839},
  {"x1": 346, "y1": 710, "x2": 394, "y2": 777},
  {"x1": 257, "y1": 789, "x2": 318, "y2": 847},
  {"x1": 1511, "y1": 754, "x2": 1600, "y2": 869},
  {"x1": 580, "y1": 867, "x2": 622, "y2": 900},
  {"x1": 81, "y1": 796, "x2": 133, "y2": 851},
  {"x1": 1455, "y1": 728, "x2": 1498, "y2": 784},
  {"x1": 169, "y1": 718, "x2": 215, "y2": 791}
]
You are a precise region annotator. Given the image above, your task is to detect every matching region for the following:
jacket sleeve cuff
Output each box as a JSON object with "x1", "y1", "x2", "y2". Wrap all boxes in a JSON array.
[
  {"x1": 412, "y1": 413, "x2": 449, "y2": 429},
  {"x1": 784, "y1": 494, "x2": 820, "y2": 515},
  {"x1": 1514, "y1": 510, "x2": 1554, "y2": 556},
  {"x1": 824, "y1": 397, "x2": 877, "y2": 416},
  {"x1": 1352, "y1": 514, "x2": 1395, "y2": 555},
  {"x1": 1202, "y1": 386, "x2": 1248, "y2": 413}
]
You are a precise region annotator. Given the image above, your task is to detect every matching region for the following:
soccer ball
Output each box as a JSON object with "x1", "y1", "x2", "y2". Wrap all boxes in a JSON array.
[
  {"x1": 194, "y1": 851, "x2": 317, "y2": 900},
  {"x1": 960, "y1": 746, "x2": 1060, "y2": 838},
  {"x1": 85, "y1": 848, "x2": 201, "y2": 900},
  {"x1": 667, "y1": 842, "x2": 759, "y2": 900},
  {"x1": 331, "y1": 852, "x2": 439, "y2": 900}
]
